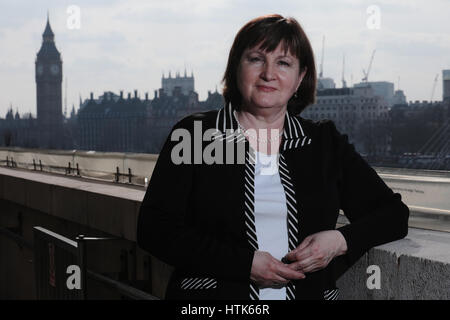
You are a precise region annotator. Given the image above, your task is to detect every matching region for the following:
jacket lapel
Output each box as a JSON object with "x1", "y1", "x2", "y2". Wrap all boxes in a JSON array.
[{"x1": 280, "y1": 111, "x2": 312, "y2": 152}]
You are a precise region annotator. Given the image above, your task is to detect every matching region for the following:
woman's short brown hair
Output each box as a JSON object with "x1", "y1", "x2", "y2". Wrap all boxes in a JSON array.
[{"x1": 222, "y1": 14, "x2": 316, "y2": 115}]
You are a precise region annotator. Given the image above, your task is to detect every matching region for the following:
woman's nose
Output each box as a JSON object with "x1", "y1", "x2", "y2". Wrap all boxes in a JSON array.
[{"x1": 260, "y1": 61, "x2": 276, "y2": 81}]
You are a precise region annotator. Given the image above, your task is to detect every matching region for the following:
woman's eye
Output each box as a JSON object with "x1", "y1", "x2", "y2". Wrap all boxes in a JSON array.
[
  {"x1": 248, "y1": 56, "x2": 262, "y2": 62},
  {"x1": 278, "y1": 60, "x2": 290, "y2": 66}
]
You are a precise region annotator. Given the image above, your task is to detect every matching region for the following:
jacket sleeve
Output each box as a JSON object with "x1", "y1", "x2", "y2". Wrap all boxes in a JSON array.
[
  {"x1": 136, "y1": 119, "x2": 254, "y2": 281},
  {"x1": 326, "y1": 121, "x2": 410, "y2": 280}
]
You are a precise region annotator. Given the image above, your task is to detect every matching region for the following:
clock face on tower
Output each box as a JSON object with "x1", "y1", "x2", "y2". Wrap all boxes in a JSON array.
[
  {"x1": 50, "y1": 64, "x2": 59, "y2": 75},
  {"x1": 37, "y1": 64, "x2": 44, "y2": 75}
]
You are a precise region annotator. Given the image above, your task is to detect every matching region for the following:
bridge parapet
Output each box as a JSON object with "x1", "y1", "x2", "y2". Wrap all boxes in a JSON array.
[{"x1": 0, "y1": 167, "x2": 449, "y2": 299}]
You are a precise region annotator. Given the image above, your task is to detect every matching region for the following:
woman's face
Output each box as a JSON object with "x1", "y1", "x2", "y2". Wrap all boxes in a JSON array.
[{"x1": 237, "y1": 41, "x2": 306, "y2": 112}]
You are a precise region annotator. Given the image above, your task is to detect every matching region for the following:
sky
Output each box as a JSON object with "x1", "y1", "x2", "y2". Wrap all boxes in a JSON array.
[{"x1": 1, "y1": 0, "x2": 450, "y2": 118}]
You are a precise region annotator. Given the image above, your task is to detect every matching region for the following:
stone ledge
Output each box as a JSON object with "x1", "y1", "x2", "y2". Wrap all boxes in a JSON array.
[
  {"x1": 0, "y1": 167, "x2": 144, "y2": 242},
  {"x1": 337, "y1": 228, "x2": 450, "y2": 299}
]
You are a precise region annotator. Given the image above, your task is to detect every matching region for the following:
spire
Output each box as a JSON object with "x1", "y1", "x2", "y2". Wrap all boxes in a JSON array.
[
  {"x1": 37, "y1": 13, "x2": 61, "y2": 60},
  {"x1": 6, "y1": 104, "x2": 14, "y2": 120},
  {"x1": 43, "y1": 10, "x2": 55, "y2": 42}
]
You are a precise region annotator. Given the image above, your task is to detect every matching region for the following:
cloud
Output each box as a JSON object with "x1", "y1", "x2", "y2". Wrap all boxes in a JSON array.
[{"x1": 1, "y1": 0, "x2": 450, "y2": 117}]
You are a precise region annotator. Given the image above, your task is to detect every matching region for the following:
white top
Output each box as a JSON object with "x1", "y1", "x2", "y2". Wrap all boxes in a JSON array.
[{"x1": 253, "y1": 150, "x2": 288, "y2": 300}]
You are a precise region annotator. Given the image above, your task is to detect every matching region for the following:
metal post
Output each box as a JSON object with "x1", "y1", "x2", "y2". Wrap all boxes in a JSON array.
[
  {"x1": 76, "y1": 163, "x2": 80, "y2": 176},
  {"x1": 39, "y1": 160, "x2": 43, "y2": 171},
  {"x1": 128, "y1": 168, "x2": 132, "y2": 183},
  {"x1": 6, "y1": 156, "x2": 9, "y2": 167},
  {"x1": 68, "y1": 162, "x2": 72, "y2": 174},
  {"x1": 33, "y1": 159, "x2": 36, "y2": 171},
  {"x1": 115, "y1": 167, "x2": 120, "y2": 183},
  {"x1": 76, "y1": 234, "x2": 87, "y2": 300}
]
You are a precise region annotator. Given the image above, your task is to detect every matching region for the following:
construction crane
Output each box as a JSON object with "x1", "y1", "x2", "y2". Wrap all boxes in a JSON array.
[
  {"x1": 319, "y1": 36, "x2": 325, "y2": 78},
  {"x1": 430, "y1": 73, "x2": 439, "y2": 101},
  {"x1": 362, "y1": 49, "x2": 376, "y2": 83},
  {"x1": 341, "y1": 53, "x2": 347, "y2": 88}
]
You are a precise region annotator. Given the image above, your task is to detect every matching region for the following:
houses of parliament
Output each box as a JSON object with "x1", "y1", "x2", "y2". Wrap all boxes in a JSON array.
[{"x1": 0, "y1": 16, "x2": 223, "y2": 154}]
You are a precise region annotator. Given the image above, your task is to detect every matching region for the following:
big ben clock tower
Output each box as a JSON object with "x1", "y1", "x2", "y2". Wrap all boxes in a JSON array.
[{"x1": 35, "y1": 14, "x2": 63, "y2": 149}]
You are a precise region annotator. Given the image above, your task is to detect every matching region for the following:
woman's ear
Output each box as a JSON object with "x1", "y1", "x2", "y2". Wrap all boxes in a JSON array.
[{"x1": 295, "y1": 67, "x2": 307, "y2": 92}]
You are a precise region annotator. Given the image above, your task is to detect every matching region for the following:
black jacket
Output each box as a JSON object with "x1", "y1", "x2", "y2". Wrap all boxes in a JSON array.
[{"x1": 137, "y1": 103, "x2": 409, "y2": 300}]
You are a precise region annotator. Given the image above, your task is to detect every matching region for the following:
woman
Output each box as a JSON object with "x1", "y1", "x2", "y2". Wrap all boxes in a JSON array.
[{"x1": 137, "y1": 14, "x2": 409, "y2": 300}]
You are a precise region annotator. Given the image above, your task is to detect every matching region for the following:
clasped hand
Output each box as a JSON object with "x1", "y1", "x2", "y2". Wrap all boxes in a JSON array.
[{"x1": 250, "y1": 230, "x2": 347, "y2": 287}]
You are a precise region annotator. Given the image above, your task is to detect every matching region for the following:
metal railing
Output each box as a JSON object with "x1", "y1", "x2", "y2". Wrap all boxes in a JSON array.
[
  {"x1": 1, "y1": 157, "x2": 139, "y2": 186},
  {"x1": 0, "y1": 225, "x2": 158, "y2": 300},
  {"x1": 33, "y1": 226, "x2": 83, "y2": 299},
  {"x1": 0, "y1": 147, "x2": 157, "y2": 186}
]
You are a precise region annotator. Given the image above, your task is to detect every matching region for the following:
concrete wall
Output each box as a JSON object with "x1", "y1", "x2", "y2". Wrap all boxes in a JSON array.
[
  {"x1": 0, "y1": 167, "x2": 171, "y2": 299},
  {"x1": 337, "y1": 228, "x2": 450, "y2": 299},
  {"x1": 0, "y1": 198, "x2": 148, "y2": 299},
  {"x1": 1, "y1": 166, "x2": 449, "y2": 299}
]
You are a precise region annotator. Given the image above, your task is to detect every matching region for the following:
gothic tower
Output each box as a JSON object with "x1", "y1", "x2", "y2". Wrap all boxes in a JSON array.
[{"x1": 35, "y1": 14, "x2": 63, "y2": 149}]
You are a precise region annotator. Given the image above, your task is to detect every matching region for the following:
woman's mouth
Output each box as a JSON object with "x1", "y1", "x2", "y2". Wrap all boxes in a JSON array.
[{"x1": 256, "y1": 85, "x2": 277, "y2": 92}]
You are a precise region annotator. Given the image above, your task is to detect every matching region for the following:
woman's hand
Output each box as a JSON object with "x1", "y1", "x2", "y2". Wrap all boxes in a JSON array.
[
  {"x1": 250, "y1": 251, "x2": 306, "y2": 288},
  {"x1": 283, "y1": 230, "x2": 348, "y2": 274}
]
